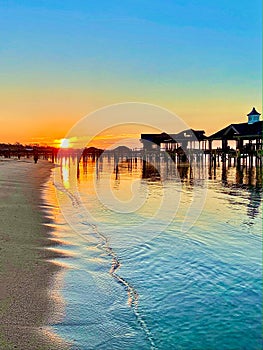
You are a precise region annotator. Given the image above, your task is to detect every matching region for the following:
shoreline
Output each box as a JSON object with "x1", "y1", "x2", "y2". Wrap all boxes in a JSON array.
[{"x1": 0, "y1": 158, "x2": 69, "y2": 349}]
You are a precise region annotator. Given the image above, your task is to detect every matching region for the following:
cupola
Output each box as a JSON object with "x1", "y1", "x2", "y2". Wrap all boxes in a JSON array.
[{"x1": 247, "y1": 107, "x2": 261, "y2": 124}]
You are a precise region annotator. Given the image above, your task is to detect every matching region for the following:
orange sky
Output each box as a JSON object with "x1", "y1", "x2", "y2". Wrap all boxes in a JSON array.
[
  {"x1": 0, "y1": 2, "x2": 261, "y2": 147},
  {"x1": 1, "y1": 88, "x2": 260, "y2": 148}
]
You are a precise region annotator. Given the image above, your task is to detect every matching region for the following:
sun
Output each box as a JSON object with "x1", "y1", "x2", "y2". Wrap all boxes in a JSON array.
[{"x1": 60, "y1": 138, "x2": 70, "y2": 148}]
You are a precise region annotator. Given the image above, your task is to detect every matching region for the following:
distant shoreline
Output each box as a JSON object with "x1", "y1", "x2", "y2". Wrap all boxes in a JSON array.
[{"x1": 0, "y1": 159, "x2": 69, "y2": 349}]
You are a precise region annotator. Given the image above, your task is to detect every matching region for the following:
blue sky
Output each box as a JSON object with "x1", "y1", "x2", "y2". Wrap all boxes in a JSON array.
[{"x1": 0, "y1": 0, "x2": 261, "y2": 143}]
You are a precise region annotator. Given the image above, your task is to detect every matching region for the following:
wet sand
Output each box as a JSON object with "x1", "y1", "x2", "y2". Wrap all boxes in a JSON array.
[{"x1": 0, "y1": 159, "x2": 69, "y2": 349}]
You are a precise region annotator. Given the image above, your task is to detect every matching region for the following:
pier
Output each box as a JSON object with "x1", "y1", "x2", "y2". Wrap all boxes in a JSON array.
[{"x1": 140, "y1": 107, "x2": 262, "y2": 172}]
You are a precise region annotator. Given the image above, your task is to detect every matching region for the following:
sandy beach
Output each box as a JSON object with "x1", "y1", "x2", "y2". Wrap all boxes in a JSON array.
[{"x1": 0, "y1": 159, "x2": 68, "y2": 350}]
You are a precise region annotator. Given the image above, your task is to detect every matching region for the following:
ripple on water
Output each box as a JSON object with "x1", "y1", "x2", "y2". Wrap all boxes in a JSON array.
[{"x1": 45, "y1": 160, "x2": 262, "y2": 350}]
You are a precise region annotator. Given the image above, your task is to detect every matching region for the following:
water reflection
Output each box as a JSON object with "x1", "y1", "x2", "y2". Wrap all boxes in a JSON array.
[
  {"x1": 52, "y1": 154, "x2": 262, "y2": 350},
  {"x1": 209, "y1": 161, "x2": 262, "y2": 223},
  {"x1": 61, "y1": 157, "x2": 70, "y2": 189},
  {"x1": 142, "y1": 161, "x2": 160, "y2": 181},
  {"x1": 61, "y1": 155, "x2": 262, "y2": 222},
  {"x1": 247, "y1": 188, "x2": 262, "y2": 220}
]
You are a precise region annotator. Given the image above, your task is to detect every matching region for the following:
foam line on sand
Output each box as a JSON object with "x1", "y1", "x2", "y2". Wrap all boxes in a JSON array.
[{"x1": 0, "y1": 159, "x2": 69, "y2": 349}]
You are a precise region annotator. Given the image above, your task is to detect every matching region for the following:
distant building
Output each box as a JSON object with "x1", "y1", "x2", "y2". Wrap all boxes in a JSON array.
[
  {"x1": 140, "y1": 108, "x2": 262, "y2": 155},
  {"x1": 208, "y1": 107, "x2": 262, "y2": 151},
  {"x1": 140, "y1": 129, "x2": 207, "y2": 151}
]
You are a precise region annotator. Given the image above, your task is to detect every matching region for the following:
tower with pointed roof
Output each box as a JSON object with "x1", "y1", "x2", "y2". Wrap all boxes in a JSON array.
[{"x1": 247, "y1": 107, "x2": 261, "y2": 124}]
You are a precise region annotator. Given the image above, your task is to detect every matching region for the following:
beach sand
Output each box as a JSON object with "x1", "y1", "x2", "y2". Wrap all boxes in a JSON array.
[{"x1": 0, "y1": 159, "x2": 69, "y2": 349}]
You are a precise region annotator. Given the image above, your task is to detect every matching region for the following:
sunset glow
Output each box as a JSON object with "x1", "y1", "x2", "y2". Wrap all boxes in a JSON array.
[
  {"x1": 60, "y1": 138, "x2": 70, "y2": 149},
  {"x1": 0, "y1": 1, "x2": 261, "y2": 145}
]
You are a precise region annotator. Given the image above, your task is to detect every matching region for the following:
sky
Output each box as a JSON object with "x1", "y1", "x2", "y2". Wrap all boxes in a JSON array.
[{"x1": 0, "y1": 0, "x2": 261, "y2": 147}]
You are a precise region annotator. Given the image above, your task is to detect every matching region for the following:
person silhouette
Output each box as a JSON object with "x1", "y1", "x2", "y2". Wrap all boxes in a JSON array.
[{"x1": 33, "y1": 152, "x2": 39, "y2": 164}]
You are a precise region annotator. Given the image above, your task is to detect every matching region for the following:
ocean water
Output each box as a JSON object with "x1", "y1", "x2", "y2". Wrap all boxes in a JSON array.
[{"x1": 44, "y1": 156, "x2": 262, "y2": 350}]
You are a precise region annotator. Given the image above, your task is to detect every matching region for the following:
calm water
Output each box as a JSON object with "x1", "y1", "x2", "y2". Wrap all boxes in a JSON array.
[{"x1": 44, "y1": 156, "x2": 262, "y2": 350}]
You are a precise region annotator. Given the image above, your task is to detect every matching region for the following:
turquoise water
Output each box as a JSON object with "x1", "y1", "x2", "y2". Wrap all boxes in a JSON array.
[{"x1": 45, "y1": 156, "x2": 262, "y2": 350}]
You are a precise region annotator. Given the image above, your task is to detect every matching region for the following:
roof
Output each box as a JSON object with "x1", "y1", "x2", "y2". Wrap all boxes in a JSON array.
[
  {"x1": 208, "y1": 121, "x2": 263, "y2": 140},
  {"x1": 141, "y1": 129, "x2": 206, "y2": 144},
  {"x1": 175, "y1": 129, "x2": 206, "y2": 141},
  {"x1": 247, "y1": 107, "x2": 261, "y2": 116},
  {"x1": 113, "y1": 146, "x2": 132, "y2": 153},
  {"x1": 83, "y1": 147, "x2": 104, "y2": 155}
]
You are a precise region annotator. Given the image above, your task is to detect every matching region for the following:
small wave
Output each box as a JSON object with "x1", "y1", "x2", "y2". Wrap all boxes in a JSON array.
[
  {"x1": 91, "y1": 224, "x2": 157, "y2": 349},
  {"x1": 54, "y1": 179, "x2": 157, "y2": 349}
]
